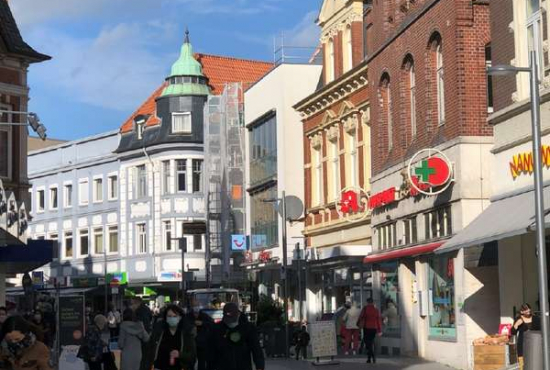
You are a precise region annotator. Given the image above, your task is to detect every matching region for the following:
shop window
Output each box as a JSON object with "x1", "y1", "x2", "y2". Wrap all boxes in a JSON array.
[
  {"x1": 378, "y1": 222, "x2": 397, "y2": 250},
  {"x1": 379, "y1": 261, "x2": 400, "y2": 337},
  {"x1": 403, "y1": 217, "x2": 418, "y2": 245},
  {"x1": 428, "y1": 254, "x2": 456, "y2": 339},
  {"x1": 424, "y1": 206, "x2": 452, "y2": 240}
]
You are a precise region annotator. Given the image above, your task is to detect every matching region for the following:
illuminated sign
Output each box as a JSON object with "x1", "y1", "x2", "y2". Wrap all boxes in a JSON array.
[
  {"x1": 336, "y1": 186, "x2": 370, "y2": 222},
  {"x1": 509, "y1": 145, "x2": 550, "y2": 179},
  {"x1": 368, "y1": 188, "x2": 397, "y2": 209},
  {"x1": 407, "y1": 149, "x2": 453, "y2": 196},
  {"x1": 231, "y1": 234, "x2": 247, "y2": 251}
]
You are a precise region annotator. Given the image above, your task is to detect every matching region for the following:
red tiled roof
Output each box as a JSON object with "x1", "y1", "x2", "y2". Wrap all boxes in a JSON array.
[{"x1": 120, "y1": 53, "x2": 273, "y2": 133}]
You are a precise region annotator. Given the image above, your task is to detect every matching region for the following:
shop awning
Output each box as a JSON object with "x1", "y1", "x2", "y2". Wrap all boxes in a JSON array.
[
  {"x1": 0, "y1": 239, "x2": 54, "y2": 274},
  {"x1": 435, "y1": 186, "x2": 550, "y2": 254},
  {"x1": 363, "y1": 242, "x2": 444, "y2": 264}
]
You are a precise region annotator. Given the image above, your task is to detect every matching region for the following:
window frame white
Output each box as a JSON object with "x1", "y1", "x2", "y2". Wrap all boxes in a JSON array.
[
  {"x1": 137, "y1": 122, "x2": 144, "y2": 140},
  {"x1": 108, "y1": 225, "x2": 118, "y2": 254},
  {"x1": 36, "y1": 187, "x2": 45, "y2": 213},
  {"x1": 48, "y1": 232, "x2": 59, "y2": 260},
  {"x1": 192, "y1": 159, "x2": 203, "y2": 193},
  {"x1": 327, "y1": 38, "x2": 335, "y2": 82},
  {"x1": 0, "y1": 105, "x2": 12, "y2": 180},
  {"x1": 348, "y1": 129, "x2": 358, "y2": 188},
  {"x1": 172, "y1": 112, "x2": 192, "y2": 134},
  {"x1": 193, "y1": 234, "x2": 204, "y2": 251},
  {"x1": 424, "y1": 206, "x2": 452, "y2": 240},
  {"x1": 436, "y1": 44, "x2": 446, "y2": 126},
  {"x1": 78, "y1": 228, "x2": 90, "y2": 257},
  {"x1": 136, "y1": 165, "x2": 147, "y2": 199},
  {"x1": 93, "y1": 176, "x2": 103, "y2": 203},
  {"x1": 49, "y1": 186, "x2": 59, "y2": 210},
  {"x1": 345, "y1": 25, "x2": 353, "y2": 72},
  {"x1": 162, "y1": 160, "x2": 172, "y2": 195},
  {"x1": 378, "y1": 222, "x2": 397, "y2": 250},
  {"x1": 163, "y1": 220, "x2": 173, "y2": 252},
  {"x1": 107, "y1": 174, "x2": 118, "y2": 201},
  {"x1": 78, "y1": 179, "x2": 89, "y2": 206},
  {"x1": 314, "y1": 147, "x2": 323, "y2": 206},
  {"x1": 93, "y1": 227, "x2": 104, "y2": 255},
  {"x1": 387, "y1": 82, "x2": 393, "y2": 150},
  {"x1": 176, "y1": 159, "x2": 187, "y2": 193},
  {"x1": 409, "y1": 64, "x2": 417, "y2": 137},
  {"x1": 330, "y1": 138, "x2": 340, "y2": 201},
  {"x1": 64, "y1": 182, "x2": 73, "y2": 208},
  {"x1": 63, "y1": 230, "x2": 73, "y2": 259},
  {"x1": 137, "y1": 223, "x2": 147, "y2": 254}
]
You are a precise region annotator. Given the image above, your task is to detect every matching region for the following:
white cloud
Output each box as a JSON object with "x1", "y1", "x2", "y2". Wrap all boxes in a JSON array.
[
  {"x1": 284, "y1": 10, "x2": 320, "y2": 47},
  {"x1": 10, "y1": 0, "x2": 112, "y2": 27},
  {"x1": 28, "y1": 22, "x2": 178, "y2": 111}
]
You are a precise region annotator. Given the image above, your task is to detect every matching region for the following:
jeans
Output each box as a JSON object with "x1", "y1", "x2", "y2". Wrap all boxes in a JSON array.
[{"x1": 363, "y1": 328, "x2": 377, "y2": 361}]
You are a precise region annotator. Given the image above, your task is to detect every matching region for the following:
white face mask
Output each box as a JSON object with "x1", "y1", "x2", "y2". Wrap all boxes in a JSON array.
[
  {"x1": 226, "y1": 321, "x2": 239, "y2": 329},
  {"x1": 167, "y1": 316, "x2": 181, "y2": 328}
]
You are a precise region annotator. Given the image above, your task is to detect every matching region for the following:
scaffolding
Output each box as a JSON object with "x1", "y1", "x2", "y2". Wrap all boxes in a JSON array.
[{"x1": 204, "y1": 83, "x2": 247, "y2": 286}]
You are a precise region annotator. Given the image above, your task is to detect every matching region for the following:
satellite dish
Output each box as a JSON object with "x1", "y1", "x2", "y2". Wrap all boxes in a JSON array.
[{"x1": 279, "y1": 195, "x2": 304, "y2": 221}]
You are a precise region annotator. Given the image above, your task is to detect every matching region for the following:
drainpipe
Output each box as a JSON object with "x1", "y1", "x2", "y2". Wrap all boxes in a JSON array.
[{"x1": 142, "y1": 146, "x2": 157, "y2": 280}]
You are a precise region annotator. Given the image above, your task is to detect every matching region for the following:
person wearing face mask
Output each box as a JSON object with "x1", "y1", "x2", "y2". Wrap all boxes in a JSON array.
[
  {"x1": 144, "y1": 304, "x2": 196, "y2": 370},
  {"x1": 208, "y1": 303, "x2": 264, "y2": 370},
  {"x1": 0, "y1": 316, "x2": 52, "y2": 370},
  {"x1": 31, "y1": 311, "x2": 51, "y2": 348},
  {"x1": 192, "y1": 306, "x2": 214, "y2": 370},
  {"x1": 118, "y1": 308, "x2": 150, "y2": 370}
]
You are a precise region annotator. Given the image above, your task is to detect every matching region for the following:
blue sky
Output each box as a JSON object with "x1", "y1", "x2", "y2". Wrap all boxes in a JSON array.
[{"x1": 11, "y1": 0, "x2": 321, "y2": 141}]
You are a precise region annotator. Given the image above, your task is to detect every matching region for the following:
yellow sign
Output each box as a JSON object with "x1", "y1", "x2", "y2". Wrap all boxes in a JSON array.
[{"x1": 510, "y1": 145, "x2": 550, "y2": 179}]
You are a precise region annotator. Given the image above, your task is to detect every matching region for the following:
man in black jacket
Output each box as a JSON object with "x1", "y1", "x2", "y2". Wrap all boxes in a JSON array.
[{"x1": 208, "y1": 303, "x2": 264, "y2": 370}]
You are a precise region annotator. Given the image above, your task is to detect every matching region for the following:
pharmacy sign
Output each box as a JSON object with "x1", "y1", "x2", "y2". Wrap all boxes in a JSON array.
[{"x1": 407, "y1": 148, "x2": 453, "y2": 196}]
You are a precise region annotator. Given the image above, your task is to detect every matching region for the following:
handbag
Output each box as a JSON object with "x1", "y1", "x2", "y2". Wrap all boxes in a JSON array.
[{"x1": 76, "y1": 344, "x2": 91, "y2": 363}]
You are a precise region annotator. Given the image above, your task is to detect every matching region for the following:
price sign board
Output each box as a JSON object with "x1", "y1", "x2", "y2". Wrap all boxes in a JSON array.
[{"x1": 309, "y1": 321, "x2": 338, "y2": 359}]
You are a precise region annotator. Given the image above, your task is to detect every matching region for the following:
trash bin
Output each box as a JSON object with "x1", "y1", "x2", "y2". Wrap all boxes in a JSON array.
[{"x1": 524, "y1": 330, "x2": 543, "y2": 370}]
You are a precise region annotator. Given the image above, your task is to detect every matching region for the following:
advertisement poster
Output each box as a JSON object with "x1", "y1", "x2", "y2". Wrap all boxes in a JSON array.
[
  {"x1": 309, "y1": 321, "x2": 338, "y2": 359},
  {"x1": 58, "y1": 296, "x2": 86, "y2": 370}
]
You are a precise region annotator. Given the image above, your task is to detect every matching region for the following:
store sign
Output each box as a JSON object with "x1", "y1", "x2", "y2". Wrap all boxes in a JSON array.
[
  {"x1": 336, "y1": 186, "x2": 370, "y2": 222},
  {"x1": 509, "y1": 145, "x2": 550, "y2": 179},
  {"x1": 231, "y1": 234, "x2": 247, "y2": 251},
  {"x1": 158, "y1": 271, "x2": 182, "y2": 282},
  {"x1": 106, "y1": 272, "x2": 128, "y2": 286},
  {"x1": 407, "y1": 149, "x2": 453, "y2": 196},
  {"x1": 72, "y1": 277, "x2": 98, "y2": 288},
  {"x1": 32, "y1": 271, "x2": 44, "y2": 288},
  {"x1": 368, "y1": 188, "x2": 397, "y2": 209},
  {"x1": 251, "y1": 234, "x2": 267, "y2": 250}
]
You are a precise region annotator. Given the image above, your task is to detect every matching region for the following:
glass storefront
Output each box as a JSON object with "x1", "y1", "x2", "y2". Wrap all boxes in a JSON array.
[
  {"x1": 429, "y1": 254, "x2": 456, "y2": 339},
  {"x1": 250, "y1": 185, "x2": 279, "y2": 250},
  {"x1": 379, "y1": 261, "x2": 400, "y2": 337}
]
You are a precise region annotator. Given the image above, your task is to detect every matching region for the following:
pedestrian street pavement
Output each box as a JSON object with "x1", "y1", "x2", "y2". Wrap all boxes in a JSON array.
[{"x1": 265, "y1": 356, "x2": 458, "y2": 370}]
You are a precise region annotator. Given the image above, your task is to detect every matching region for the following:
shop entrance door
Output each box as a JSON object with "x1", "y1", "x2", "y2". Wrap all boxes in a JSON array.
[{"x1": 402, "y1": 259, "x2": 419, "y2": 356}]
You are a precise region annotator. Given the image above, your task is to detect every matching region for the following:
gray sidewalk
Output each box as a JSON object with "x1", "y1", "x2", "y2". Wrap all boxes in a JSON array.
[{"x1": 266, "y1": 356, "x2": 458, "y2": 370}]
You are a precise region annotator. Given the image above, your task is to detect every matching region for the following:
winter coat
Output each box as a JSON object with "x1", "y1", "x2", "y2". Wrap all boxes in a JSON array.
[
  {"x1": 118, "y1": 321, "x2": 150, "y2": 370},
  {"x1": 195, "y1": 311, "x2": 214, "y2": 350},
  {"x1": 358, "y1": 304, "x2": 382, "y2": 333},
  {"x1": 207, "y1": 315, "x2": 264, "y2": 370},
  {"x1": 142, "y1": 318, "x2": 196, "y2": 370},
  {"x1": 82, "y1": 325, "x2": 109, "y2": 363},
  {"x1": 0, "y1": 340, "x2": 52, "y2": 370},
  {"x1": 135, "y1": 304, "x2": 153, "y2": 333},
  {"x1": 343, "y1": 305, "x2": 361, "y2": 329}
]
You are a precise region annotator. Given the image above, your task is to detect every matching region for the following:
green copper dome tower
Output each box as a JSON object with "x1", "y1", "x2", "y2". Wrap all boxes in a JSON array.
[{"x1": 161, "y1": 29, "x2": 210, "y2": 97}]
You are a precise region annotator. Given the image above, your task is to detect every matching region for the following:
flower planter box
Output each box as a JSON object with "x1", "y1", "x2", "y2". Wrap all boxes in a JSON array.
[{"x1": 473, "y1": 344, "x2": 517, "y2": 370}]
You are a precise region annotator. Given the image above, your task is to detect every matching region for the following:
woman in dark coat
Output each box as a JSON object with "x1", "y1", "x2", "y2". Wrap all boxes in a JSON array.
[{"x1": 143, "y1": 304, "x2": 196, "y2": 370}]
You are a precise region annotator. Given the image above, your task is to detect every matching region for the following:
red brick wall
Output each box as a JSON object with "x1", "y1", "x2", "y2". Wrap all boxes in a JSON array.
[
  {"x1": 489, "y1": 0, "x2": 515, "y2": 112},
  {"x1": 368, "y1": 0, "x2": 492, "y2": 175},
  {"x1": 0, "y1": 68, "x2": 21, "y2": 85},
  {"x1": 352, "y1": 21, "x2": 364, "y2": 66}
]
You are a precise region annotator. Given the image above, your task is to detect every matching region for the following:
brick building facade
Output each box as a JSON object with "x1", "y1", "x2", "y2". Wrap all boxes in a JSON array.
[
  {"x1": 362, "y1": 0, "x2": 498, "y2": 368},
  {"x1": 295, "y1": 0, "x2": 372, "y2": 321}
]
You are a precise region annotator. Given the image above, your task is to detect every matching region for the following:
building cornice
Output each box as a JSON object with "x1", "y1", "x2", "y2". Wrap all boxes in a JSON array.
[{"x1": 294, "y1": 63, "x2": 368, "y2": 119}]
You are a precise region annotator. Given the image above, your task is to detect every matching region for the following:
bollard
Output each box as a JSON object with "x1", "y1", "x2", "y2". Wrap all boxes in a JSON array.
[{"x1": 524, "y1": 330, "x2": 543, "y2": 370}]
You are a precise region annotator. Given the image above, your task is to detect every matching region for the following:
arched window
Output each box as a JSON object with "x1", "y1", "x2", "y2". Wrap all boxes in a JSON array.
[
  {"x1": 436, "y1": 42, "x2": 445, "y2": 125},
  {"x1": 402, "y1": 55, "x2": 416, "y2": 140},
  {"x1": 380, "y1": 74, "x2": 392, "y2": 151}
]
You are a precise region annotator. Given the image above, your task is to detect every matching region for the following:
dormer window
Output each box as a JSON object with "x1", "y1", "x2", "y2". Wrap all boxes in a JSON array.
[
  {"x1": 134, "y1": 114, "x2": 148, "y2": 140},
  {"x1": 172, "y1": 112, "x2": 192, "y2": 134}
]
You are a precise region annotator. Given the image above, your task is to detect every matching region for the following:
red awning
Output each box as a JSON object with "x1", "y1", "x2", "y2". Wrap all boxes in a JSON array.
[{"x1": 363, "y1": 242, "x2": 444, "y2": 264}]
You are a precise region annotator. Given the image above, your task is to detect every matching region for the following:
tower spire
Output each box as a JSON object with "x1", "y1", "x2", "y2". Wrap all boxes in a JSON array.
[{"x1": 184, "y1": 27, "x2": 190, "y2": 44}]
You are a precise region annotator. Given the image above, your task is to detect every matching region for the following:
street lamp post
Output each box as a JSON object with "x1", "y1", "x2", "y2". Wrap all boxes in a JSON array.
[{"x1": 488, "y1": 50, "x2": 550, "y2": 370}]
